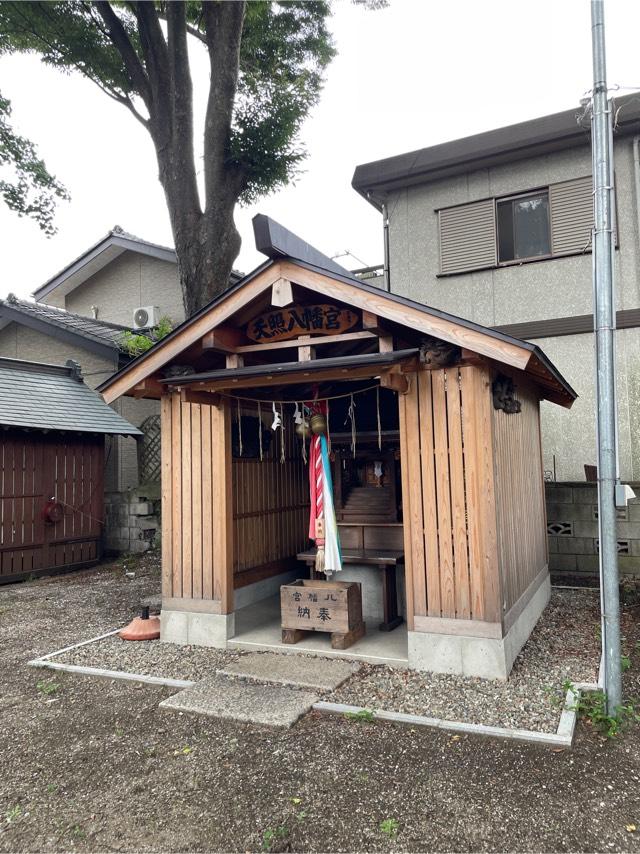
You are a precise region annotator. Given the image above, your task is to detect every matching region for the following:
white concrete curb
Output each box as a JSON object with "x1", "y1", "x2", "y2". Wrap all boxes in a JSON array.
[
  {"x1": 27, "y1": 626, "x2": 196, "y2": 690},
  {"x1": 29, "y1": 628, "x2": 604, "y2": 747},
  {"x1": 314, "y1": 679, "x2": 601, "y2": 748},
  {"x1": 27, "y1": 658, "x2": 196, "y2": 690}
]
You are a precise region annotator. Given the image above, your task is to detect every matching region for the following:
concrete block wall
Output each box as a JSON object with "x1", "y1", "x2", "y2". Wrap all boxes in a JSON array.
[
  {"x1": 104, "y1": 485, "x2": 161, "y2": 555},
  {"x1": 546, "y1": 482, "x2": 640, "y2": 580}
]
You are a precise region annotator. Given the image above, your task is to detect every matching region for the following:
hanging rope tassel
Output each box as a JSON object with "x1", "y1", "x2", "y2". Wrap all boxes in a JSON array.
[
  {"x1": 237, "y1": 398, "x2": 243, "y2": 457},
  {"x1": 280, "y1": 401, "x2": 285, "y2": 463},
  {"x1": 300, "y1": 402, "x2": 307, "y2": 464},
  {"x1": 376, "y1": 385, "x2": 382, "y2": 451},
  {"x1": 313, "y1": 434, "x2": 325, "y2": 573},
  {"x1": 326, "y1": 397, "x2": 331, "y2": 454},
  {"x1": 258, "y1": 401, "x2": 263, "y2": 462},
  {"x1": 349, "y1": 393, "x2": 357, "y2": 458}
]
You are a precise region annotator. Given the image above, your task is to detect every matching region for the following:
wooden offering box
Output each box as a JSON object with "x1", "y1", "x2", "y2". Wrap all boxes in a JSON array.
[{"x1": 280, "y1": 579, "x2": 365, "y2": 650}]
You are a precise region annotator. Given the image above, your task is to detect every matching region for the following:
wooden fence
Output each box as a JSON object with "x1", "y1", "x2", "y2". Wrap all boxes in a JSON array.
[{"x1": 0, "y1": 430, "x2": 104, "y2": 582}]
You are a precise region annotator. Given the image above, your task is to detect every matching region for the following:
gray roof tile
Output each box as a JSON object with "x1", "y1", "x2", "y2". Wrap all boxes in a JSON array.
[
  {"x1": 1, "y1": 295, "x2": 133, "y2": 351},
  {"x1": 0, "y1": 358, "x2": 142, "y2": 435}
]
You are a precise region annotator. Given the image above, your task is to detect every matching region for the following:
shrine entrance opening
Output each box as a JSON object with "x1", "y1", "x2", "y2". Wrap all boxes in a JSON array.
[{"x1": 228, "y1": 381, "x2": 408, "y2": 665}]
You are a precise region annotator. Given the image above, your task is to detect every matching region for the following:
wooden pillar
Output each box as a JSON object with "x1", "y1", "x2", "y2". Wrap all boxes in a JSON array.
[
  {"x1": 211, "y1": 400, "x2": 233, "y2": 613},
  {"x1": 160, "y1": 392, "x2": 233, "y2": 618}
]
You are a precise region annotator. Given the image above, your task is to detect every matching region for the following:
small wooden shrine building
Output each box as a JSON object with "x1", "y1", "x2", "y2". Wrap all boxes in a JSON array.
[{"x1": 99, "y1": 216, "x2": 576, "y2": 679}]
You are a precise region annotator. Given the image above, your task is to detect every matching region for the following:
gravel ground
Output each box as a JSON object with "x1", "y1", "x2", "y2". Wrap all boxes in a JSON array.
[
  {"x1": 1, "y1": 555, "x2": 640, "y2": 852},
  {"x1": 327, "y1": 589, "x2": 601, "y2": 733},
  {"x1": 52, "y1": 584, "x2": 598, "y2": 733},
  {"x1": 56, "y1": 636, "x2": 241, "y2": 682}
]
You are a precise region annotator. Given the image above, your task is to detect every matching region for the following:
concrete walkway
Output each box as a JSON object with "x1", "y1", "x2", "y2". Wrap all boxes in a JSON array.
[{"x1": 159, "y1": 652, "x2": 361, "y2": 727}]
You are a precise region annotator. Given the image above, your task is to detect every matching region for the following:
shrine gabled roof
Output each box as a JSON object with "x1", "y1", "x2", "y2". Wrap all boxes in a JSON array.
[{"x1": 97, "y1": 218, "x2": 577, "y2": 409}]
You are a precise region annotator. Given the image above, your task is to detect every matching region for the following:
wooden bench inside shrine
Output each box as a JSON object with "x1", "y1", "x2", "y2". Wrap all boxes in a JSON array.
[{"x1": 297, "y1": 435, "x2": 405, "y2": 632}]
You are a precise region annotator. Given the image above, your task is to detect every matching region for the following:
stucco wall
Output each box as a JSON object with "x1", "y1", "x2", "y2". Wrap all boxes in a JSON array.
[
  {"x1": 387, "y1": 138, "x2": 640, "y2": 321},
  {"x1": 63, "y1": 252, "x2": 185, "y2": 328},
  {"x1": 384, "y1": 137, "x2": 640, "y2": 481}
]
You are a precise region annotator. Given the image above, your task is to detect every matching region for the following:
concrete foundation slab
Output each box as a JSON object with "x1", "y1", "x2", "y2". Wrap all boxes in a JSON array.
[
  {"x1": 159, "y1": 674, "x2": 318, "y2": 727},
  {"x1": 408, "y1": 575, "x2": 551, "y2": 680},
  {"x1": 218, "y1": 652, "x2": 359, "y2": 691},
  {"x1": 229, "y1": 594, "x2": 408, "y2": 667},
  {"x1": 161, "y1": 610, "x2": 234, "y2": 648}
]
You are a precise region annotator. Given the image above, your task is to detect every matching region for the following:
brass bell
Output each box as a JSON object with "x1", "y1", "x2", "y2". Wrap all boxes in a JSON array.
[
  {"x1": 310, "y1": 413, "x2": 327, "y2": 434},
  {"x1": 295, "y1": 420, "x2": 311, "y2": 438}
]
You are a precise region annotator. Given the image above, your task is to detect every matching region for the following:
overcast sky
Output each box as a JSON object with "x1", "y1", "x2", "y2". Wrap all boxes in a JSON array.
[{"x1": 1, "y1": 0, "x2": 639, "y2": 300}]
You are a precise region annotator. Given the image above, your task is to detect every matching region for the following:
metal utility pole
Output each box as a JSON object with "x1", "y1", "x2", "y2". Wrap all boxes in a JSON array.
[{"x1": 591, "y1": 0, "x2": 622, "y2": 713}]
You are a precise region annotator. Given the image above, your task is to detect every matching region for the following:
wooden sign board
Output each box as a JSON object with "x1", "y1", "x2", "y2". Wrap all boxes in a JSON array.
[
  {"x1": 246, "y1": 304, "x2": 359, "y2": 344},
  {"x1": 280, "y1": 578, "x2": 362, "y2": 634}
]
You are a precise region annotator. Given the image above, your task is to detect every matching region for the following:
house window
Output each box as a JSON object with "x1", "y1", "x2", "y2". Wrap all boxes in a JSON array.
[
  {"x1": 496, "y1": 191, "x2": 550, "y2": 262},
  {"x1": 437, "y1": 175, "x2": 601, "y2": 276}
]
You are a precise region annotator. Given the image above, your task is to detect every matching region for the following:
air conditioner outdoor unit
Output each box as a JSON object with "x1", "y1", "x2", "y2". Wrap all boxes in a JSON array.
[{"x1": 132, "y1": 305, "x2": 159, "y2": 330}]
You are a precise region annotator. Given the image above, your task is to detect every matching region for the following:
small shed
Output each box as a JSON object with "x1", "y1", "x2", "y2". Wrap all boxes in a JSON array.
[
  {"x1": 99, "y1": 216, "x2": 576, "y2": 679},
  {"x1": 0, "y1": 357, "x2": 141, "y2": 582}
]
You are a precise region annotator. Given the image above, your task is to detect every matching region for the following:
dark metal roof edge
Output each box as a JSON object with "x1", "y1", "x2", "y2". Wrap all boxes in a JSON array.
[
  {"x1": 352, "y1": 92, "x2": 640, "y2": 203},
  {"x1": 162, "y1": 348, "x2": 420, "y2": 386},
  {"x1": 0, "y1": 302, "x2": 119, "y2": 361},
  {"x1": 96, "y1": 259, "x2": 275, "y2": 393}
]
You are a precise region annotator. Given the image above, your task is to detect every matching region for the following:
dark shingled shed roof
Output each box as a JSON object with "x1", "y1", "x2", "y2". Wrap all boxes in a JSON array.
[{"x1": 0, "y1": 358, "x2": 142, "y2": 435}]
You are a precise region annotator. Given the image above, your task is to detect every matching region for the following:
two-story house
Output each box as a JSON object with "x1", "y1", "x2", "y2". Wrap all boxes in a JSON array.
[{"x1": 352, "y1": 93, "x2": 640, "y2": 486}]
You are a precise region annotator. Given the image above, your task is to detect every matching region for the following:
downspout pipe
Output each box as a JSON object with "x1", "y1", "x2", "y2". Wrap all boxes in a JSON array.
[
  {"x1": 591, "y1": 0, "x2": 622, "y2": 715},
  {"x1": 382, "y1": 200, "x2": 391, "y2": 293},
  {"x1": 367, "y1": 191, "x2": 391, "y2": 292}
]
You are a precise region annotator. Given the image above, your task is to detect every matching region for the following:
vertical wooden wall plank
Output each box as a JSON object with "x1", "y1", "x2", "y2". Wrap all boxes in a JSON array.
[
  {"x1": 212, "y1": 402, "x2": 233, "y2": 612},
  {"x1": 446, "y1": 368, "x2": 471, "y2": 619},
  {"x1": 417, "y1": 370, "x2": 441, "y2": 617},
  {"x1": 160, "y1": 395, "x2": 173, "y2": 600},
  {"x1": 460, "y1": 366, "x2": 484, "y2": 620},
  {"x1": 191, "y1": 404, "x2": 203, "y2": 599},
  {"x1": 171, "y1": 394, "x2": 182, "y2": 599},
  {"x1": 201, "y1": 404, "x2": 213, "y2": 599},
  {"x1": 398, "y1": 386, "x2": 417, "y2": 629},
  {"x1": 180, "y1": 402, "x2": 192, "y2": 598},
  {"x1": 477, "y1": 367, "x2": 501, "y2": 623},
  {"x1": 432, "y1": 369, "x2": 456, "y2": 618},
  {"x1": 402, "y1": 374, "x2": 426, "y2": 617}
]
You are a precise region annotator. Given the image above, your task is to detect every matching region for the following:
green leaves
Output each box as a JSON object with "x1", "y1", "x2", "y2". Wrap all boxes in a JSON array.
[
  {"x1": 0, "y1": 93, "x2": 69, "y2": 235},
  {"x1": 231, "y1": 1, "x2": 335, "y2": 203}
]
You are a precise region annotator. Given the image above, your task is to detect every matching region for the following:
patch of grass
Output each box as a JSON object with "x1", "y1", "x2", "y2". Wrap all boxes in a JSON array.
[
  {"x1": 5, "y1": 805, "x2": 22, "y2": 823},
  {"x1": 36, "y1": 679, "x2": 60, "y2": 696},
  {"x1": 46, "y1": 783, "x2": 58, "y2": 794},
  {"x1": 380, "y1": 817, "x2": 399, "y2": 837},
  {"x1": 565, "y1": 681, "x2": 640, "y2": 738},
  {"x1": 344, "y1": 708, "x2": 375, "y2": 723},
  {"x1": 261, "y1": 825, "x2": 289, "y2": 851},
  {"x1": 173, "y1": 745, "x2": 193, "y2": 756}
]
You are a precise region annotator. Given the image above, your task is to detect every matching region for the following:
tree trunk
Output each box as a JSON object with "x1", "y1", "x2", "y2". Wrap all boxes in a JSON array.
[{"x1": 174, "y1": 198, "x2": 242, "y2": 320}]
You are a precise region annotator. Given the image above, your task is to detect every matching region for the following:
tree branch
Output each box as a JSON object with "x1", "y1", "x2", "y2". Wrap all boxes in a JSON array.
[
  {"x1": 202, "y1": 0, "x2": 246, "y2": 205},
  {"x1": 165, "y1": 2, "x2": 201, "y2": 216},
  {"x1": 156, "y1": 10, "x2": 207, "y2": 46},
  {"x1": 94, "y1": 1, "x2": 151, "y2": 108}
]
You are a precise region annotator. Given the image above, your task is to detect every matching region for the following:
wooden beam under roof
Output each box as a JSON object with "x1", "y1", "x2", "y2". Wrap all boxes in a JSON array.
[
  {"x1": 235, "y1": 329, "x2": 378, "y2": 355},
  {"x1": 179, "y1": 358, "x2": 419, "y2": 393}
]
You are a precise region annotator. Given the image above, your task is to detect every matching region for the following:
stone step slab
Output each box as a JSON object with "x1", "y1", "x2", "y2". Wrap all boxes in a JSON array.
[
  {"x1": 217, "y1": 652, "x2": 359, "y2": 691},
  {"x1": 159, "y1": 674, "x2": 318, "y2": 728}
]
